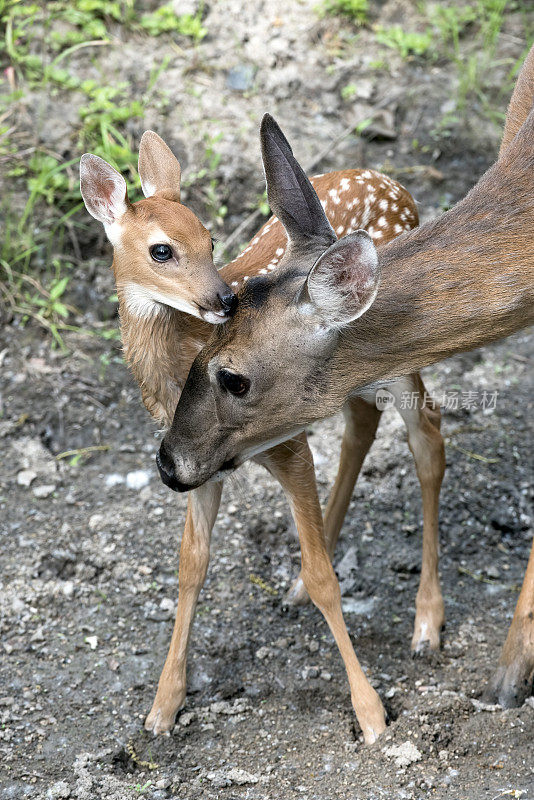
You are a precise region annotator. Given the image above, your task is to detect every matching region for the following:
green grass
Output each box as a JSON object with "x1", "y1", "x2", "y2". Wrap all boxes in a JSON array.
[
  {"x1": 374, "y1": 24, "x2": 433, "y2": 59},
  {"x1": 317, "y1": 0, "x2": 368, "y2": 24}
]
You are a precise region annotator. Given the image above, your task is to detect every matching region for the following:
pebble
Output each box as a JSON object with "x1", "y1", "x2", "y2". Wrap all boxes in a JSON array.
[
  {"x1": 256, "y1": 646, "x2": 270, "y2": 660},
  {"x1": 105, "y1": 473, "x2": 124, "y2": 487},
  {"x1": 383, "y1": 741, "x2": 422, "y2": 768},
  {"x1": 17, "y1": 469, "x2": 37, "y2": 487},
  {"x1": 47, "y1": 781, "x2": 71, "y2": 799},
  {"x1": 159, "y1": 597, "x2": 175, "y2": 613},
  {"x1": 33, "y1": 484, "x2": 56, "y2": 499},
  {"x1": 126, "y1": 470, "x2": 151, "y2": 490},
  {"x1": 85, "y1": 635, "x2": 98, "y2": 650}
]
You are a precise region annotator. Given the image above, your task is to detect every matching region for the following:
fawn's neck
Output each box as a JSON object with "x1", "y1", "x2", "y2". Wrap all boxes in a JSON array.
[{"x1": 118, "y1": 299, "x2": 209, "y2": 425}]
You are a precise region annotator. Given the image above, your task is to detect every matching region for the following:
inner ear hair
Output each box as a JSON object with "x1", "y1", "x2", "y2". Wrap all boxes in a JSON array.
[
  {"x1": 305, "y1": 230, "x2": 380, "y2": 328},
  {"x1": 260, "y1": 114, "x2": 335, "y2": 247},
  {"x1": 80, "y1": 153, "x2": 129, "y2": 227},
  {"x1": 138, "y1": 130, "x2": 181, "y2": 202}
]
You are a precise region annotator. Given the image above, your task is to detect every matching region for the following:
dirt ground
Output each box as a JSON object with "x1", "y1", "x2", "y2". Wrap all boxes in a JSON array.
[{"x1": 1, "y1": 1, "x2": 534, "y2": 798}]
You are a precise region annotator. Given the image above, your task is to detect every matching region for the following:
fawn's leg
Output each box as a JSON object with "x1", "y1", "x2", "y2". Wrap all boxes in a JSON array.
[
  {"x1": 485, "y1": 537, "x2": 534, "y2": 707},
  {"x1": 391, "y1": 375, "x2": 445, "y2": 653},
  {"x1": 285, "y1": 398, "x2": 382, "y2": 605},
  {"x1": 145, "y1": 481, "x2": 222, "y2": 734},
  {"x1": 263, "y1": 433, "x2": 386, "y2": 744}
]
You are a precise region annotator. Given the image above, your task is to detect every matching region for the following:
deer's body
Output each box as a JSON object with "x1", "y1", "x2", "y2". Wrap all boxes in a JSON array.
[
  {"x1": 164, "y1": 47, "x2": 534, "y2": 712},
  {"x1": 82, "y1": 140, "x2": 446, "y2": 744}
]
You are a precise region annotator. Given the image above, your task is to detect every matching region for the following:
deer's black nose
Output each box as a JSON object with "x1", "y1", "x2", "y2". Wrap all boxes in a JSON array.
[
  {"x1": 156, "y1": 442, "x2": 179, "y2": 491},
  {"x1": 218, "y1": 291, "x2": 238, "y2": 316},
  {"x1": 156, "y1": 443, "x2": 193, "y2": 492}
]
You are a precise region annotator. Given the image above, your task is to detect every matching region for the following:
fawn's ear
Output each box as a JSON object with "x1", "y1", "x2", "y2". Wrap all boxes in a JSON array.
[
  {"x1": 138, "y1": 130, "x2": 181, "y2": 201},
  {"x1": 80, "y1": 154, "x2": 128, "y2": 227},
  {"x1": 260, "y1": 114, "x2": 335, "y2": 248},
  {"x1": 302, "y1": 230, "x2": 380, "y2": 327}
]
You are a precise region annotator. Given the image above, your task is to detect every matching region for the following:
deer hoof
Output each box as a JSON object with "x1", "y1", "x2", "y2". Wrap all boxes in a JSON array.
[
  {"x1": 283, "y1": 576, "x2": 310, "y2": 606},
  {"x1": 144, "y1": 691, "x2": 185, "y2": 735},
  {"x1": 485, "y1": 656, "x2": 534, "y2": 709}
]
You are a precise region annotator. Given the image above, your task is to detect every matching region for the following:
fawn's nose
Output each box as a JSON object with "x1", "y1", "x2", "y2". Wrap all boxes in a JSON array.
[{"x1": 218, "y1": 291, "x2": 238, "y2": 316}]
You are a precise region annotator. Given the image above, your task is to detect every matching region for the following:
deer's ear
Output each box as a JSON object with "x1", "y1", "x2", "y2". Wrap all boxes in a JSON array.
[
  {"x1": 260, "y1": 114, "x2": 335, "y2": 248},
  {"x1": 80, "y1": 154, "x2": 128, "y2": 227},
  {"x1": 138, "y1": 130, "x2": 181, "y2": 201},
  {"x1": 302, "y1": 230, "x2": 380, "y2": 327}
]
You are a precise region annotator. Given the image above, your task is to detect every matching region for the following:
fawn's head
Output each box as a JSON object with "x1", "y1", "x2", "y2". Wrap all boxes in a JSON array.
[
  {"x1": 80, "y1": 131, "x2": 236, "y2": 324},
  {"x1": 158, "y1": 115, "x2": 382, "y2": 491}
]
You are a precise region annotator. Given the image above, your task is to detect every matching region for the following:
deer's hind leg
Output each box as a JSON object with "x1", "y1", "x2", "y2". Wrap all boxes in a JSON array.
[
  {"x1": 145, "y1": 481, "x2": 222, "y2": 734},
  {"x1": 285, "y1": 397, "x2": 382, "y2": 605},
  {"x1": 390, "y1": 374, "x2": 446, "y2": 654}
]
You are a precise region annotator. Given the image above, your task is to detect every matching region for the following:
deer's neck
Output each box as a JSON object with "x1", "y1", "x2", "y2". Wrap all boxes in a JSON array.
[
  {"x1": 335, "y1": 152, "x2": 534, "y2": 400},
  {"x1": 118, "y1": 300, "x2": 208, "y2": 426}
]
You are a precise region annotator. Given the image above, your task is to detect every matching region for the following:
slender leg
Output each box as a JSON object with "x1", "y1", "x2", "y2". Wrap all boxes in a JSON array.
[
  {"x1": 485, "y1": 537, "x2": 534, "y2": 707},
  {"x1": 145, "y1": 481, "x2": 222, "y2": 734},
  {"x1": 262, "y1": 434, "x2": 387, "y2": 744},
  {"x1": 285, "y1": 398, "x2": 382, "y2": 605},
  {"x1": 390, "y1": 375, "x2": 446, "y2": 653}
]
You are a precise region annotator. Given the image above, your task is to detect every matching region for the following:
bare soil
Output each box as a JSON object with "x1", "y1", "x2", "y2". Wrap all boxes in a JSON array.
[{"x1": 1, "y1": 1, "x2": 533, "y2": 798}]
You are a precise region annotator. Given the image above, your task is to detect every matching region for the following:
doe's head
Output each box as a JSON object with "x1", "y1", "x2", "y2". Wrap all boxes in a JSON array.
[
  {"x1": 158, "y1": 114, "x2": 381, "y2": 491},
  {"x1": 80, "y1": 131, "x2": 236, "y2": 323}
]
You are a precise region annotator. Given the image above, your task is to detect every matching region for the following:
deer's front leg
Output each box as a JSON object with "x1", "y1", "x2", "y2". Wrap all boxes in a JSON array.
[
  {"x1": 145, "y1": 481, "x2": 222, "y2": 735},
  {"x1": 285, "y1": 398, "x2": 382, "y2": 605},
  {"x1": 485, "y1": 538, "x2": 534, "y2": 708},
  {"x1": 264, "y1": 434, "x2": 386, "y2": 745}
]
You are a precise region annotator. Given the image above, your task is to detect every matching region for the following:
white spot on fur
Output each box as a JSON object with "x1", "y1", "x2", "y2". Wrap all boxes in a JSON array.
[
  {"x1": 328, "y1": 189, "x2": 341, "y2": 205},
  {"x1": 340, "y1": 177, "x2": 351, "y2": 192},
  {"x1": 259, "y1": 268, "x2": 268, "y2": 274},
  {"x1": 394, "y1": 223, "x2": 403, "y2": 234},
  {"x1": 378, "y1": 216, "x2": 387, "y2": 228},
  {"x1": 336, "y1": 225, "x2": 344, "y2": 235},
  {"x1": 379, "y1": 199, "x2": 389, "y2": 211},
  {"x1": 276, "y1": 247, "x2": 284, "y2": 256},
  {"x1": 231, "y1": 281, "x2": 238, "y2": 287}
]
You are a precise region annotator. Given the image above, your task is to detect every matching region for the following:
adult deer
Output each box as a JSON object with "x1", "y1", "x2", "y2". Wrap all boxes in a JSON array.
[
  {"x1": 81, "y1": 133, "x2": 445, "y2": 744},
  {"x1": 161, "y1": 51, "x2": 534, "y2": 707}
]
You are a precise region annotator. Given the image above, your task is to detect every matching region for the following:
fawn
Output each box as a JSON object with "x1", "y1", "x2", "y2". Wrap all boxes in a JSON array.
[
  {"x1": 81, "y1": 131, "x2": 446, "y2": 744},
  {"x1": 162, "y1": 48, "x2": 534, "y2": 710}
]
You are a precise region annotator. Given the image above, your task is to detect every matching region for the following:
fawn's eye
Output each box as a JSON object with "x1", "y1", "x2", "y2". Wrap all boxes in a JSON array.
[
  {"x1": 217, "y1": 369, "x2": 250, "y2": 398},
  {"x1": 150, "y1": 243, "x2": 173, "y2": 262}
]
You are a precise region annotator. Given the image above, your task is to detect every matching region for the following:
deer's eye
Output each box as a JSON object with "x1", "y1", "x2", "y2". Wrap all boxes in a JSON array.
[
  {"x1": 150, "y1": 243, "x2": 173, "y2": 262},
  {"x1": 218, "y1": 369, "x2": 250, "y2": 398}
]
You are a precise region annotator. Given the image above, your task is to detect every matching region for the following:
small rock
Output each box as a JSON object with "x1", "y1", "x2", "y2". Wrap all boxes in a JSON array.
[
  {"x1": 302, "y1": 666, "x2": 320, "y2": 679},
  {"x1": 255, "y1": 646, "x2": 270, "y2": 660},
  {"x1": 62, "y1": 581, "x2": 74, "y2": 597},
  {"x1": 33, "y1": 484, "x2": 56, "y2": 499},
  {"x1": 30, "y1": 627, "x2": 45, "y2": 643},
  {"x1": 178, "y1": 710, "x2": 196, "y2": 727},
  {"x1": 126, "y1": 469, "x2": 151, "y2": 490},
  {"x1": 383, "y1": 741, "x2": 422, "y2": 768},
  {"x1": 308, "y1": 640, "x2": 319, "y2": 653},
  {"x1": 88, "y1": 513, "x2": 104, "y2": 531},
  {"x1": 226, "y1": 64, "x2": 255, "y2": 92},
  {"x1": 85, "y1": 635, "x2": 98, "y2": 650},
  {"x1": 159, "y1": 597, "x2": 175, "y2": 614},
  {"x1": 226, "y1": 768, "x2": 259, "y2": 785},
  {"x1": 320, "y1": 671, "x2": 332, "y2": 681},
  {"x1": 47, "y1": 781, "x2": 71, "y2": 799},
  {"x1": 17, "y1": 469, "x2": 37, "y2": 487},
  {"x1": 342, "y1": 596, "x2": 376, "y2": 616},
  {"x1": 105, "y1": 473, "x2": 124, "y2": 488}
]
